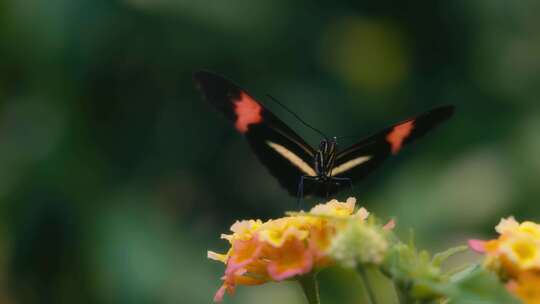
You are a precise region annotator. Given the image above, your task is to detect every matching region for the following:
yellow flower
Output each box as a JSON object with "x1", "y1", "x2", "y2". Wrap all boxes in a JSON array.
[
  {"x1": 470, "y1": 217, "x2": 540, "y2": 303},
  {"x1": 258, "y1": 217, "x2": 310, "y2": 247},
  {"x1": 221, "y1": 219, "x2": 263, "y2": 242},
  {"x1": 495, "y1": 217, "x2": 540, "y2": 239},
  {"x1": 207, "y1": 197, "x2": 383, "y2": 302},
  {"x1": 482, "y1": 217, "x2": 540, "y2": 273},
  {"x1": 309, "y1": 197, "x2": 357, "y2": 217},
  {"x1": 497, "y1": 233, "x2": 540, "y2": 271}
]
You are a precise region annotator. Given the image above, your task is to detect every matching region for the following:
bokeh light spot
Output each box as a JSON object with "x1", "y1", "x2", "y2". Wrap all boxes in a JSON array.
[{"x1": 320, "y1": 17, "x2": 410, "y2": 94}]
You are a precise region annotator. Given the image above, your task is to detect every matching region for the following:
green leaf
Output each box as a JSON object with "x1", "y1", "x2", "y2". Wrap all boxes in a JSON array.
[
  {"x1": 298, "y1": 273, "x2": 321, "y2": 304},
  {"x1": 442, "y1": 266, "x2": 520, "y2": 304},
  {"x1": 382, "y1": 239, "x2": 519, "y2": 303}
]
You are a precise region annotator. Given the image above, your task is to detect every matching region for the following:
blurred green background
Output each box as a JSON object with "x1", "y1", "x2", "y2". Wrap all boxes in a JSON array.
[{"x1": 1, "y1": 0, "x2": 539, "y2": 303}]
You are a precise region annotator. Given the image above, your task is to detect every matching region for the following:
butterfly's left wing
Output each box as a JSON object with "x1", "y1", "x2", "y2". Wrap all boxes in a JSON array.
[
  {"x1": 194, "y1": 71, "x2": 317, "y2": 196},
  {"x1": 330, "y1": 105, "x2": 455, "y2": 181}
]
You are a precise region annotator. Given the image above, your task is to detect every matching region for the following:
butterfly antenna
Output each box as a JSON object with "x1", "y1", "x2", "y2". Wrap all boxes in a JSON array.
[
  {"x1": 266, "y1": 94, "x2": 329, "y2": 140},
  {"x1": 335, "y1": 134, "x2": 357, "y2": 140}
]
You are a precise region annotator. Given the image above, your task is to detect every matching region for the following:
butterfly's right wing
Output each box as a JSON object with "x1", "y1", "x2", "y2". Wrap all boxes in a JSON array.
[
  {"x1": 194, "y1": 71, "x2": 317, "y2": 196},
  {"x1": 331, "y1": 105, "x2": 455, "y2": 181}
]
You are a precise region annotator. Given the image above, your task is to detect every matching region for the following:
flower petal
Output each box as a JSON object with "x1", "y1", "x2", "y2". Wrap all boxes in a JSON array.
[
  {"x1": 226, "y1": 237, "x2": 263, "y2": 275},
  {"x1": 310, "y1": 197, "x2": 356, "y2": 217},
  {"x1": 213, "y1": 285, "x2": 227, "y2": 302},
  {"x1": 468, "y1": 239, "x2": 487, "y2": 253},
  {"x1": 383, "y1": 219, "x2": 396, "y2": 230},
  {"x1": 267, "y1": 239, "x2": 314, "y2": 281},
  {"x1": 495, "y1": 217, "x2": 519, "y2": 235},
  {"x1": 208, "y1": 251, "x2": 228, "y2": 263}
]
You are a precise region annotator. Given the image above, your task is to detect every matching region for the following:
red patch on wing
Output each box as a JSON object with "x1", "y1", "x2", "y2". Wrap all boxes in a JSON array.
[
  {"x1": 386, "y1": 120, "x2": 414, "y2": 154},
  {"x1": 234, "y1": 91, "x2": 263, "y2": 133}
]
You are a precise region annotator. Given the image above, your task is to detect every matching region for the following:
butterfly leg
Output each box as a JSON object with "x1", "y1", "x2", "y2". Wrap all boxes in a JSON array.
[
  {"x1": 325, "y1": 182, "x2": 330, "y2": 199},
  {"x1": 297, "y1": 176, "x2": 304, "y2": 206},
  {"x1": 297, "y1": 175, "x2": 318, "y2": 209}
]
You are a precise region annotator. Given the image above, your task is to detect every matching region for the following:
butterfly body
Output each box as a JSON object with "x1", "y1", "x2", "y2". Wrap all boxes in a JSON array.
[
  {"x1": 194, "y1": 71, "x2": 454, "y2": 198},
  {"x1": 314, "y1": 139, "x2": 337, "y2": 179}
]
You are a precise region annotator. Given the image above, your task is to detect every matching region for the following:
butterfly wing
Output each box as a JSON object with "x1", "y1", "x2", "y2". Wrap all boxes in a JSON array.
[
  {"x1": 331, "y1": 105, "x2": 455, "y2": 182},
  {"x1": 194, "y1": 71, "x2": 317, "y2": 195}
]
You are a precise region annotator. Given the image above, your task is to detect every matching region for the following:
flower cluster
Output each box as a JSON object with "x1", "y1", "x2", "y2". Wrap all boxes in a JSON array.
[
  {"x1": 208, "y1": 198, "x2": 390, "y2": 302},
  {"x1": 469, "y1": 217, "x2": 540, "y2": 303}
]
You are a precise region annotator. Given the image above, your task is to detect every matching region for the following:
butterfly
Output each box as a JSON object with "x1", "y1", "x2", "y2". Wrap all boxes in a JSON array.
[{"x1": 194, "y1": 71, "x2": 454, "y2": 198}]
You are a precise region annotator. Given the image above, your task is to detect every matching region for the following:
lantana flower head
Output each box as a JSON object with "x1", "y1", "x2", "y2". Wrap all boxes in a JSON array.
[
  {"x1": 208, "y1": 197, "x2": 392, "y2": 302},
  {"x1": 469, "y1": 217, "x2": 540, "y2": 303}
]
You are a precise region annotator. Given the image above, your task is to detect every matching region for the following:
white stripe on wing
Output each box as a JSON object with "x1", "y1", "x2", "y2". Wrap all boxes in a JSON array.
[{"x1": 266, "y1": 141, "x2": 317, "y2": 177}]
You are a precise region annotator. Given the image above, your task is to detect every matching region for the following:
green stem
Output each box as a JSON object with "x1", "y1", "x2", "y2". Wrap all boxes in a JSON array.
[
  {"x1": 358, "y1": 266, "x2": 378, "y2": 304},
  {"x1": 298, "y1": 273, "x2": 321, "y2": 304},
  {"x1": 379, "y1": 267, "x2": 401, "y2": 304},
  {"x1": 396, "y1": 285, "x2": 406, "y2": 304}
]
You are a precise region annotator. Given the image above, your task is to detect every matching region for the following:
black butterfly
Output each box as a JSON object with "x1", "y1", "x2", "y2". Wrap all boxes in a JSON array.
[{"x1": 194, "y1": 71, "x2": 454, "y2": 198}]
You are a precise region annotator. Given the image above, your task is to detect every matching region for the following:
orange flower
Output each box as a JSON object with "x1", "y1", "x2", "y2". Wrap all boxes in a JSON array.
[
  {"x1": 507, "y1": 271, "x2": 540, "y2": 304},
  {"x1": 208, "y1": 197, "x2": 372, "y2": 302},
  {"x1": 266, "y1": 238, "x2": 314, "y2": 280}
]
